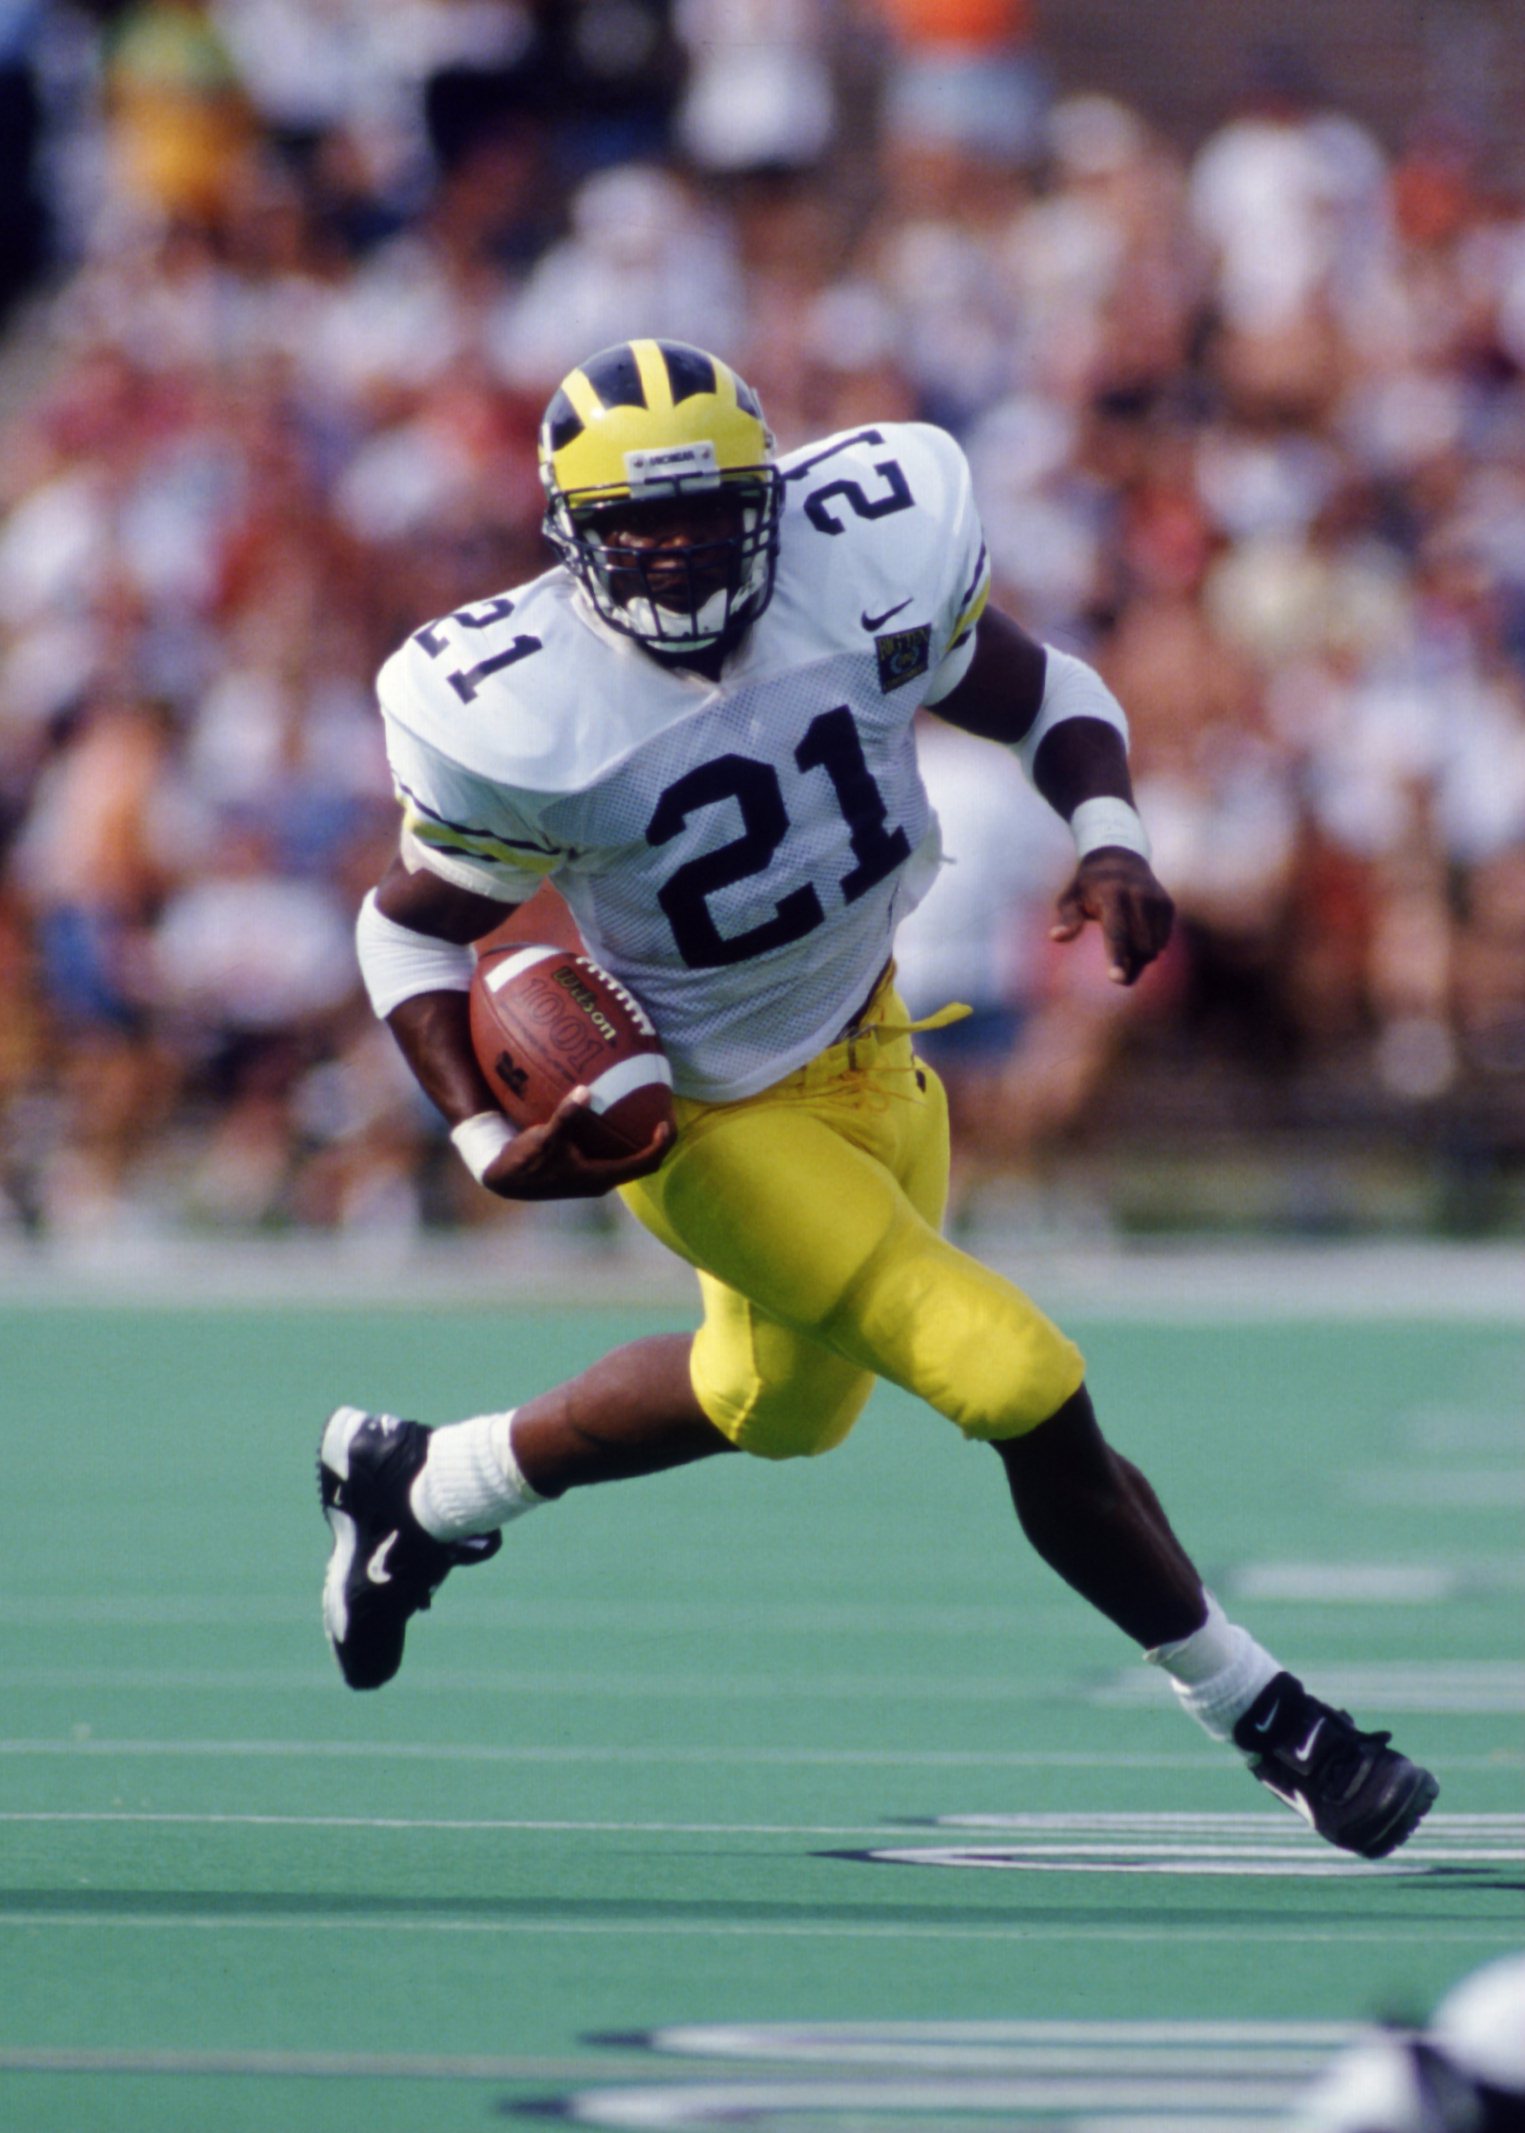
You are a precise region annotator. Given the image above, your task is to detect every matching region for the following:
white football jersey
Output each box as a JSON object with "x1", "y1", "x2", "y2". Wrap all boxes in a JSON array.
[{"x1": 378, "y1": 421, "x2": 991, "y2": 1101}]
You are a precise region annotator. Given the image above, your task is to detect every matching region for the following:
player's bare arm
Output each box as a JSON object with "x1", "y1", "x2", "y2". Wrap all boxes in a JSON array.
[
  {"x1": 368, "y1": 855, "x2": 673, "y2": 1201},
  {"x1": 930, "y1": 604, "x2": 1175, "y2": 986}
]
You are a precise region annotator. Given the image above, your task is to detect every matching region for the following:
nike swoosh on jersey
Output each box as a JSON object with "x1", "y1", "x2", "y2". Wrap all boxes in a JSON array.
[{"x1": 861, "y1": 597, "x2": 913, "y2": 631}]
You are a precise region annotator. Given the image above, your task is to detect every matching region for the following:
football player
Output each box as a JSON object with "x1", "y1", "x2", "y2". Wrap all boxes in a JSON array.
[
  {"x1": 1290, "y1": 1952, "x2": 1525, "y2": 2130},
  {"x1": 323, "y1": 338, "x2": 1437, "y2": 1859}
]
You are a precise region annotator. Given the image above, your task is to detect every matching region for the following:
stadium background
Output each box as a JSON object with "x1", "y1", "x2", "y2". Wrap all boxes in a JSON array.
[
  {"x1": 0, "y1": 8, "x2": 1521, "y2": 2131},
  {"x1": 0, "y1": 0, "x2": 1522, "y2": 1250}
]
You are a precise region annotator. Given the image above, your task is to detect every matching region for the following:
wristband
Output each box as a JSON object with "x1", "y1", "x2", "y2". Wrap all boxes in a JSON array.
[
  {"x1": 1070, "y1": 796, "x2": 1152, "y2": 863},
  {"x1": 449, "y1": 1111, "x2": 518, "y2": 1183}
]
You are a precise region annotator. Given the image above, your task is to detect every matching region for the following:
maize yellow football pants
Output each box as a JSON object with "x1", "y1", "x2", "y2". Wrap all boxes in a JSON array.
[{"x1": 619, "y1": 982, "x2": 1085, "y2": 1460}]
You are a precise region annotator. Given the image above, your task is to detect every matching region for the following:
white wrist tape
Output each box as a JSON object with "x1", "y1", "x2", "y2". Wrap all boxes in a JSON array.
[
  {"x1": 450, "y1": 1110, "x2": 518, "y2": 1183},
  {"x1": 355, "y1": 890, "x2": 475, "y2": 1018},
  {"x1": 1014, "y1": 645, "x2": 1130, "y2": 778},
  {"x1": 1071, "y1": 795, "x2": 1152, "y2": 862}
]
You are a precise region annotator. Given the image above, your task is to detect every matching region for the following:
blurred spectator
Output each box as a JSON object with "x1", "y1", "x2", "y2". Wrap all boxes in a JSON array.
[
  {"x1": 871, "y1": 0, "x2": 1049, "y2": 196},
  {"x1": 11, "y1": 690, "x2": 174, "y2": 1035},
  {"x1": 100, "y1": 0, "x2": 258, "y2": 229},
  {"x1": 674, "y1": 0, "x2": 835, "y2": 179},
  {"x1": 541, "y1": 0, "x2": 685, "y2": 178},
  {"x1": 1189, "y1": 43, "x2": 1392, "y2": 344},
  {"x1": 8, "y1": 689, "x2": 184, "y2": 1232},
  {"x1": 209, "y1": 0, "x2": 413, "y2": 171},
  {"x1": 486, "y1": 160, "x2": 746, "y2": 393},
  {"x1": 147, "y1": 814, "x2": 360, "y2": 1226}
]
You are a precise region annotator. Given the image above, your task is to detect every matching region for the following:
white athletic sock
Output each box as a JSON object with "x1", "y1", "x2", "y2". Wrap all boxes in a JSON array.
[
  {"x1": 1145, "y1": 1590, "x2": 1283, "y2": 1744},
  {"x1": 409, "y1": 1410, "x2": 543, "y2": 1541}
]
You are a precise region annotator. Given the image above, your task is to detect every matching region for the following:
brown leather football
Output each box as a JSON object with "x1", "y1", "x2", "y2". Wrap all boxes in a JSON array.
[{"x1": 468, "y1": 944, "x2": 674, "y2": 1158}]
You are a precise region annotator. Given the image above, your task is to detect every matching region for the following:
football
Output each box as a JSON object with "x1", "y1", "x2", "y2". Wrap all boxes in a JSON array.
[{"x1": 468, "y1": 943, "x2": 674, "y2": 1159}]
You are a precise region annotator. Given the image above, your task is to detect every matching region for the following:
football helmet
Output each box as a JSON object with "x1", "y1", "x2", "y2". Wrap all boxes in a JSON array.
[
  {"x1": 1291, "y1": 1954, "x2": 1525, "y2": 2131},
  {"x1": 539, "y1": 339, "x2": 781, "y2": 654}
]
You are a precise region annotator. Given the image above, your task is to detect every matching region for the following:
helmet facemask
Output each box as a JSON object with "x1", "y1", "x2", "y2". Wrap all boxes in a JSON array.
[
  {"x1": 548, "y1": 465, "x2": 782, "y2": 654},
  {"x1": 538, "y1": 340, "x2": 782, "y2": 657}
]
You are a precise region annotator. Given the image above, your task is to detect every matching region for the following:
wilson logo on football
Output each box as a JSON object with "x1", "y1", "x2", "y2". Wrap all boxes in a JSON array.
[{"x1": 551, "y1": 966, "x2": 623, "y2": 1045}]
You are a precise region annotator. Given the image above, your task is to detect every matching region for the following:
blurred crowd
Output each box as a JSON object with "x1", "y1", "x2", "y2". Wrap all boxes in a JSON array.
[{"x1": 0, "y1": 0, "x2": 1522, "y2": 1244}]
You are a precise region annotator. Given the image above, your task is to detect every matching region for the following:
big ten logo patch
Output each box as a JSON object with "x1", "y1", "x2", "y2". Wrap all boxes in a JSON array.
[{"x1": 875, "y1": 624, "x2": 930, "y2": 693}]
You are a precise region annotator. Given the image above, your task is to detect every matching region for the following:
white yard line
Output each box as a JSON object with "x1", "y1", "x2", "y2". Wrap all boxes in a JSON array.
[
  {"x1": 0, "y1": 1911, "x2": 1516, "y2": 1947},
  {"x1": 0, "y1": 2048, "x2": 656, "y2": 2079},
  {"x1": 0, "y1": 1737, "x2": 1230, "y2": 1768},
  {"x1": 1, "y1": 1735, "x2": 1517, "y2": 1771},
  {"x1": 0, "y1": 1811, "x2": 905, "y2": 1837},
  {"x1": 1, "y1": 1809, "x2": 1517, "y2": 1843},
  {"x1": 0, "y1": 1236, "x2": 1520, "y2": 1318},
  {"x1": 0, "y1": 1667, "x2": 1228, "y2": 1702}
]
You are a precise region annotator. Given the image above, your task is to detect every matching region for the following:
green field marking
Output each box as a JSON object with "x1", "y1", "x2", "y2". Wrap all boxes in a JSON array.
[{"x1": 0, "y1": 1299, "x2": 1520, "y2": 2133}]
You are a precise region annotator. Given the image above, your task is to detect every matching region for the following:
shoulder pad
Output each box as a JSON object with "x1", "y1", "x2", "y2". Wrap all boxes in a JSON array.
[
  {"x1": 776, "y1": 422, "x2": 984, "y2": 661},
  {"x1": 780, "y1": 421, "x2": 972, "y2": 520}
]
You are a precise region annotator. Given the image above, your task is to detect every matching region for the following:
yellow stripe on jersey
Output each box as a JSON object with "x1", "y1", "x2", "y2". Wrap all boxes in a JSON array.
[
  {"x1": 399, "y1": 798, "x2": 559, "y2": 877},
  {"x1": 948, "y1": 560, "x2": 991, "y2": 650}
]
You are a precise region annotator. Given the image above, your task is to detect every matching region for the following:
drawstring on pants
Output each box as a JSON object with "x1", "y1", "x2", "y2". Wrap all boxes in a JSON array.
[{"x1": 844, "y1": 998, "x2": 971, "y2": 1071}]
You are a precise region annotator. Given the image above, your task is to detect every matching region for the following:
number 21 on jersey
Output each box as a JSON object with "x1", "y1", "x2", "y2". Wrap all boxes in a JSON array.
[{"x1": 645, "y1": 707, "x2": 911, "y2": 969}]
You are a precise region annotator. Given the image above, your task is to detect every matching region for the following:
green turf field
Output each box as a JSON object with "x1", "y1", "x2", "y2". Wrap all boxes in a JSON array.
[{"x1": 1, "y1": 1290, "x2": 1521, "y2": 2131}]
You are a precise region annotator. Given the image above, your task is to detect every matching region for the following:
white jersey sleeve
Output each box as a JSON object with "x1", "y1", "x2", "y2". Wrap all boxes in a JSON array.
[
  {"x1": 905, "y1": 423, "x2": 991, "y2": 693},
  {"x1": 377, "y1": 621, "x2": 563, "y2": 904},
  {"x1": 924, "y1": 435, "x2": 989, "y2": 704},
  {"x1": 774, "y1": 420, "x2": 990, "y2": 704}
]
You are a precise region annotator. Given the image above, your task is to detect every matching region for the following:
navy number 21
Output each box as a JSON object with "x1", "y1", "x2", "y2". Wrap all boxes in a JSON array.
[{"x1": 647, "y1": 708, "x2": 910, "y2": 969}]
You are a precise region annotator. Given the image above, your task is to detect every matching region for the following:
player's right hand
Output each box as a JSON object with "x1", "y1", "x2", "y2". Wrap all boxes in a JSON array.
[{"x1": 481, "y1": 1090, "x2": 675, "y2": 1201}]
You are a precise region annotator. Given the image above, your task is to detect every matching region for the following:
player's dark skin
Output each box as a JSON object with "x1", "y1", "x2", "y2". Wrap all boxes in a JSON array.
[
  {"x1": 592, "y1": 490, "x2": 748, "y2": 615},
  {"x1": 373, "y1": 601, "x2": 1203, "y2": 1651}
]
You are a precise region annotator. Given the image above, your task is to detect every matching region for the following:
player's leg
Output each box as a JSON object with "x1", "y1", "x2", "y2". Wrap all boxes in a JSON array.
[
  {"x1": 989, "y1": 1363, "x2": 1438, "y2": 1857},
  {"x1": 319, "y1": 1249, "x2": 877, "y2": 1691},
  {"x1": 628, "y1": 1018, "x2": 1437, "y2": 1856},
  {"x1": 635, "y1": 1074, "x2": 1207, "y2": 1642},
  {"x1": 410, "y1": 1244, "x2": 884, "y2": 1513},
  {"x1": 485, "y1": 1333, "x2": 732, "y2": 1496},
  {"x1": 317, "y1": 1340, "x2": 721, "y2": 1691},
  {"x1": 318, "y1": 1060, "x2": 895, "y2": 1691},
  {"x1": 318, "y1": 1329, "x2": 737, "y2": 1685},
  {"x1": 326, "y1": 992, "x2": 958, "y2": 1652},
  {"x1": 431, "y1": 1285, "x2": 877, "y2": 1500},
  {"x1": 993, "y1": 1382, "x2": 1205, "y2": 1647},
  {"x1": 319, "y1": 996, "x2": 1434, "y2": 1849},
  {"x1": 628, "y1": 1065, "x2": 1088, "y2": 1444}
]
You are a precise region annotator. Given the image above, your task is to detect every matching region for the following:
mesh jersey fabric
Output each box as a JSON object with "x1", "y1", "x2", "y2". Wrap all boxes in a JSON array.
[{"x1": 376, "y1": 420, "x2": 991, "y2": 1102}]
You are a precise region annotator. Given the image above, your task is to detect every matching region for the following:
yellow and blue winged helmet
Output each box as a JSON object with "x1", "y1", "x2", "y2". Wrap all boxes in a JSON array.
[{"x1": 539, "y1": 339, "x2": 782, "y2": 653}]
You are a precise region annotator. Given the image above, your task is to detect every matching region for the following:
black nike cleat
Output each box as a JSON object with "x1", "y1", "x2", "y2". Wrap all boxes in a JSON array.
[
  {"x1": 1233, "y1": 1670, "x2": 1439, "y2": 1859},
  {"x1": 317, "y1": 1406, "x2": 500, "y2": 1690}
]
